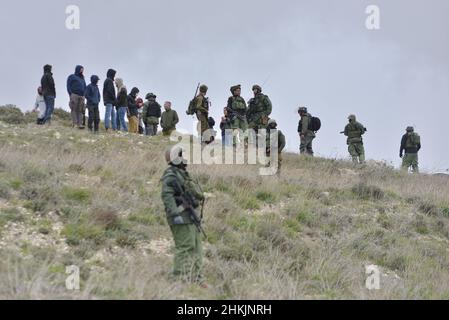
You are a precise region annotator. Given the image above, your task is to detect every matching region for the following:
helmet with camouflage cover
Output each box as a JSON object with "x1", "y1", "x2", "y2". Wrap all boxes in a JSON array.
[
  {"x1": 252, "y1": 85, "x2": 262, "y2": 93},
  {"x1": 406, "y1": 126, "x2": 414, "y2": 132},
  {"x1": 230, "y1": 84, "x2": 241, "y2": 94},
  {"x1": 348, "y1": 114, "x2": 356, "y2": 122},
  {"x1": 146, "y1": 93, "x2": 156, "y2": 100},
  {"x1": 298, "y1": 106, "x2": 308, "y2": 114},
  {"x1": 165, "y1": 145, "x2": 187, "y2": 166},
  {"x1": 267, "y1": 118, "x2": 277, "y2": 128},
  {"x1": 200, "y1": 84, "x2": 208, "y2": 93}
]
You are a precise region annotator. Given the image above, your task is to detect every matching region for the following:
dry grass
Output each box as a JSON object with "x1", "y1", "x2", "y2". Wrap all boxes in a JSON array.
[{"x1": 0, "y1": 119, "x2": 449, "y2": 300}]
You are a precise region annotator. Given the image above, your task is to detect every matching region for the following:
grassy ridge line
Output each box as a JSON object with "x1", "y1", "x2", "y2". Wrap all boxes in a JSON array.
[{"x1": 0, "y1": 119, "x2": 449, "y2": 299}]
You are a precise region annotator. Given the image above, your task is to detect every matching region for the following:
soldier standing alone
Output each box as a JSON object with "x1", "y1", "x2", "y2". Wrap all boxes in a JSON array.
[
  {"x1": 400, "y1": 126, "x2": 421, "y2": 173},
  {"x1": 343, "y1": 114, "x2": 367, "y2": 164},
  {"x1": 297, "y1": 107, "x2": 316, "y2": 156},
  {"x1": 192, "y1": 85, "x2": 210, "y2": 143},
  {"x1": 161, "y1": 146, "x2": 207, "y2": 287}
]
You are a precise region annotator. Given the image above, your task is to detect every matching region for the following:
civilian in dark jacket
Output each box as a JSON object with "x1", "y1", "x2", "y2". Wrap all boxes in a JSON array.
[
  {"x1": 41, "y1": 64, "x2": 56, "y2": 124},
  {"x1": 103, "y1": 69, "x2": 117, "y2": 131},
  {"x1": 85, "y1": 75, "x2": 101, "y2": 133},
  {"x1": 67, "y1": 65, "x2": 87, "y2": 129},
  {"x1": 127, "y1": 87, "x2": 140, "y2": 134}
]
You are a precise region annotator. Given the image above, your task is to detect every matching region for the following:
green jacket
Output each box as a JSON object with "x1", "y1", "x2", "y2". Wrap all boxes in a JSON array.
[
  {"x1": 344, "y1": 121, "x2": 366, "y2": 144},
  {"x1": 298, "y1": 113, "x2": 315, "y2": 136},
  {"x1": 227, "y1": 96, "x2": 247, "y2": 116},
  {"x1": 247, "y1": 93, "x2": 272, "y2": 124},
  {"x1": 161, "y1": 109, "x2": 179, "y2": 131},
  {"x1": 266, "y1": 129, "x2": 286, "y2": 153},
  {"x1": 193, "y1": 95, "x2": 209, "y2": 114},
  {"x1": 161, "y1": 165, "x2": 205, "y2": 226}
]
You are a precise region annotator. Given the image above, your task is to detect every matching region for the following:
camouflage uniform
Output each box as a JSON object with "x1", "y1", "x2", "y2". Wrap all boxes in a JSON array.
[
  {"x1": 193, "y1": 85, "x2": 210, "y2": 143},
  {"x1": 400, "y1": 127, "x2": 421, "y2": 173},
  {"x1": 161, "y1": 150, "x2": 205, "y2": 283},
  {"x1": 344, "y1": 115, "x2": 367, "y2": 164},
  {"x1": 266, "y1": 119, "x2": 286, "y2": 176},
  {"x1": 247, "y1": 85, "x2": 272, "y2": 132},
  {"x1": 298, "y1": 108, "x2": 316, "y2": 155},
  {"x1": 227, "y1": 85, "x2": 248, "y2": 145}
]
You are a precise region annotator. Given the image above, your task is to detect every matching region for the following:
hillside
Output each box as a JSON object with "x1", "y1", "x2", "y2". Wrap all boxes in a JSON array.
[{"x1": 1, "y1": 116, "x2": 449, "y2": 300}]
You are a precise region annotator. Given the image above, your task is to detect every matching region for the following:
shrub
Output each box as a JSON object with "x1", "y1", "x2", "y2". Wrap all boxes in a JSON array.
[
  {"x1": 0, "y1": 181, "x2": 11, "y2": 199},
  {"x1": 0, "y1": 105, "x2": 25, "y2": 124},
  {"x1": 351, "y1": 183, "x2": 385, "y2": 200},
  {"x1": 63, "y1": 187, "x2": 91, "y2": 203},
  {"x1": 93, "y1": 209, "x2": 121, "y2": 230}
]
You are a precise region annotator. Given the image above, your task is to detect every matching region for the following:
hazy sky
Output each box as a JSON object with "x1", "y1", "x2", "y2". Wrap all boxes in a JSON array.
[{"x1": 1, "y1": 0, "x2": 448, "y2": 171}]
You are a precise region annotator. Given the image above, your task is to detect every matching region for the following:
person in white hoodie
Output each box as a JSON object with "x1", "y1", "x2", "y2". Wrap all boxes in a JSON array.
[{"x1": 34, "y1": 87, "x2": 47, "y2": 125}]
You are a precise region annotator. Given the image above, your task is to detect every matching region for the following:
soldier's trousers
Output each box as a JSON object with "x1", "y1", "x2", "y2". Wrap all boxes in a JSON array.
[
  {"x1": 170, "y1": 224, "x2": 204, "y2": 283},
  {"x1": 231, "y1": 118, "x2": 248, "y2": 146},
  {"x1": 402, "y1": 153, "x2": 419, "y2": 173},
  {"x1": 196, "y1": 111, "x2": 209, "y2": 142},
  {"x1": 69, "y1": 93, "x2": 85, "y2": 127},
  {"x1": 348, "y1": 142, "x2": 365, "y2": 164},
  {"x1": 300, "y1": 134, "x2": 315, "y2": 156}
]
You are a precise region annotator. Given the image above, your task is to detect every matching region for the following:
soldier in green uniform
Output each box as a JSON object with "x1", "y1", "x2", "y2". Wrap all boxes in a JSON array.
[
  {"x1": 227, "y1": 85, "x2": 248, "y2": 145},
  {"x1": 266, "y1": 119, "x2": 286, "y2": 177},
  {"x1": 297, "y1": 107, "x2": 316, "y2": 156},
  {"x1": 247, "y1": 85, "x2": 272, "y2": 132},
  {"x1": 161, "y1": 146, "x2": 207, "y2": 287},
  {"x1": 343, "y1": 114, "x2": 367, "y2": 164},
  {"x1": 400, "y1": 126, "x2": 421, "y2": 173},
  {"x1": 192, "y1": 85, "x2": 210, "y2": 143}
]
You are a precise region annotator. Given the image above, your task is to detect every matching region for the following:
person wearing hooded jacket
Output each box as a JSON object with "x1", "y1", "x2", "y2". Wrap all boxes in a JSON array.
[
  {"x1": 41, "y1": 64, "x2": 56, "y2": 124},
  {"x1": 85, "y1": 75, "x2": 101, "y2": 133},
  {"x1": 127, "y1": 87, "x2": 141, "y2": 134},
  {"x1": 103, "y1": 69, "x2": 117, "y2": 132},
  {"x1": 114, "y1": 78, "x2": 128, "y2": 132},
  {"x1": 67, "y1": 65, "x2": 87, "y2": 129}
]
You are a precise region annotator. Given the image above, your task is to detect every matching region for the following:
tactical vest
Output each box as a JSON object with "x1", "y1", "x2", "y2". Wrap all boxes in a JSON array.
[
  {"x1": 406, "y1": 133, "x2": 420, "y2": 149},
  {"x1": 346, "y1": 122, "x2": 365, "y2": 143},
  {"x1": 230, "y1": 96, "x2": 247, "y2": 114}
]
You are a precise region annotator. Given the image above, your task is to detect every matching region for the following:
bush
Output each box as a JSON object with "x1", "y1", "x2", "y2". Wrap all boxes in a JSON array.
[
  {"x1": 0, "y1": 181, "x2": 11, "y2": 199},
  {"x1": 351, "y1": 183, "x2": 385, "y2": 200},
  {"x1": 52, "y1": 108, "x2": 71, "y2": 122},
  {"x1": 0, "y1": 105, "x2": 25, "y2": 124},
  {"x1": 62, "y1": 187, "x2": 91, "y2": 203}
]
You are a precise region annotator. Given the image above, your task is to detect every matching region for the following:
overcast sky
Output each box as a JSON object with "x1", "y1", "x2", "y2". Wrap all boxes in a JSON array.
[{"x1": 1, "y1": 0, "x2": 448, "y2": 171}]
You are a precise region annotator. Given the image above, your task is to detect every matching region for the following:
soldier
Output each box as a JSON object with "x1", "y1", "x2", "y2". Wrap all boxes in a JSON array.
[
  {"x1": 161, "y1": 146, "x2": 207, "y2": 287},
  {"x1": 227, "y1": 85, "x2": 248, "y2": 146},
  {"x1": 192, "y1": 85, "x2": 210, "y2": 143},
  {"x1": 266, "y1": 119, "x2": 286, "y2": 177},
  {"x1": 297, "y1": 107, "x2": 316, "y2": 156},
  {"x1": 400, "y1": 126, "x2": 421, "y2": 173},
  {"x1": 343, "y1": 114, "x2": 367, "y2": 164},
  {"x1": 247, "y1": 85, "x2": 272, "y2": 132},
  {"x1": 142, "y1": 93, "x2": 162, "y2": 136}
]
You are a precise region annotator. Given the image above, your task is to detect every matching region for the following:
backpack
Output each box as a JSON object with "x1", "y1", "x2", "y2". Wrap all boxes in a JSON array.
[
  {"x1": 308, "y1": 116, "x2": 321, "y2": 132},
  {"x1": 186, "y1": 99, "x2": 196, "y2": 115},
  {"x1": 407, "y1": 133, "x2": 420, "y2": 147}
]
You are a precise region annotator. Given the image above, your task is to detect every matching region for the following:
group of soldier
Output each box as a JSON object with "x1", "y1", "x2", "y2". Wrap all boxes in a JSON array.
[{"x1": 161, "y1": 83, "x2": 423, "y2": 288}]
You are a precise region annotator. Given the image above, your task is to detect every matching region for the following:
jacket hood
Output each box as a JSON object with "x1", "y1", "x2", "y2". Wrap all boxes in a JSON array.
[
  {"x1": 130, "y1": 87, "x2": 140, "y2": 97},
  {"x1": 44, "y1": 64, "x2": 52, "y2": 73},
  {"x1": 91, "y1": 75, "x2": 100, "y2": 85},
  {"x1": 107, "y1": 69, "x2": 116, "y2": 80},
  {"x1": 75, "y1": 65, "x2": 84, "y2": 76}
]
